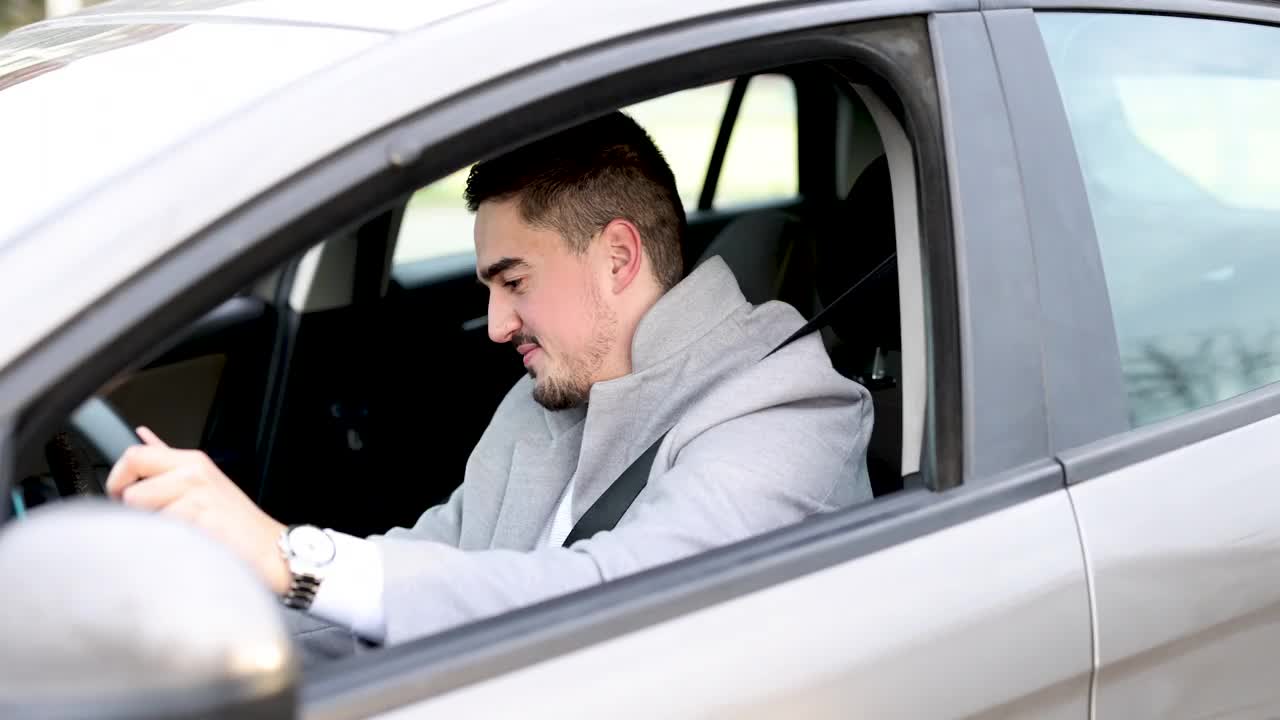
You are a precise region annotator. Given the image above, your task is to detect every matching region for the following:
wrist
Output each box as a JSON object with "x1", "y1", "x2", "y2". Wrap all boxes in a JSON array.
[
  {"x1": 263, "y1": 519, "x2": 289, "y2": 596},
  {"x1": 274, "y1": 523, "x2": 337, "y2": 610}
]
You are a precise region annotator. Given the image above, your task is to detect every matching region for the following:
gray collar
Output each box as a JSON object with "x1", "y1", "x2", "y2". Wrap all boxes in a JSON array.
[
  {"x1": 629, "y1": 255, "x2": 745, "y2": 374},
  {"x1": 538, "y1": 255, "x2": 745, "y2": 434}
]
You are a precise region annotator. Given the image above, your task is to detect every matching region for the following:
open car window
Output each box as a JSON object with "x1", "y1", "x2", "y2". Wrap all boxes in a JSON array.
[{"x1": 392, "y1": 73, "x2": 799, "y2": 268}]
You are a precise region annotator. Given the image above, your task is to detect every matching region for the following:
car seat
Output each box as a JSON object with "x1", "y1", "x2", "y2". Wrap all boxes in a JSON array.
[{"x1": 693, "y1": 155, "x2": 904, "y2": 496}]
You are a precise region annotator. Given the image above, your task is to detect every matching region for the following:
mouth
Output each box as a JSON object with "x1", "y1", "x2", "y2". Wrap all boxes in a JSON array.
[{"x1": 517, "y1": 343, "x2": 542, "y2": 367}]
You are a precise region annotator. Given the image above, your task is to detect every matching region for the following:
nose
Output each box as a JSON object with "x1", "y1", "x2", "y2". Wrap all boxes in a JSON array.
[{"x1": 487, "y1": 290, "x2": 520, "y2": 344}]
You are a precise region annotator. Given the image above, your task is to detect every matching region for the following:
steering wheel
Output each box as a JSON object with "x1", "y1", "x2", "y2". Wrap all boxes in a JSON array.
[
  {"x1": 45, "y1": 397, "x2": 141, "y2": 496},
  {"x1": 68, "y1": 397, "x2": 141, "y2": 466}
]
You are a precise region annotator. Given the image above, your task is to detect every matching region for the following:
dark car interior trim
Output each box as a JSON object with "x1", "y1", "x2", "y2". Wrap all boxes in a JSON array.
[
  {"x1": 0, "y1": 417, "x2": 17, "y2": 524},
  {"x1": 982, "y1": 9, "x2": 1131, "y2": 452},
  {"x1": 159, "y1": 296, "x2": 267, "y2": 362},
  {"x1": 253, "y1": 257, "x2": 305, "y2": 505}
]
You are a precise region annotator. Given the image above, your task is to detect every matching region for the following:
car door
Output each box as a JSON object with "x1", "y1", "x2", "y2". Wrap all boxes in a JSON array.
[
  {"x1": 988, "y1": 5, "x2": 1280, "y2": 717},
  {"x1": 0, "y1": 3, "x2": 1094, "y2": 718},
  {"x1": 296, "y1": 8, "x2": 1095, "y2": 719}
]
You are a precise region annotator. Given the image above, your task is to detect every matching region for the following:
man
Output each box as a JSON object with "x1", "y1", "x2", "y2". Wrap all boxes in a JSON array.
[{"x1": 105, "y1": 111, "x2": 873, "y2": 657}]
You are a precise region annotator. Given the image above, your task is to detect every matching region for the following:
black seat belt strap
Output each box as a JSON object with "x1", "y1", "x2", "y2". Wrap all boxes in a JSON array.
[
  {"x1": 563, "y1": 431, "x2": 668, "y2": 547},
  {"x1": 765, "y1": 252, "x2": 896, "y2": 358},
  {"x1": 563, "y1": 251, "x2": 896, "y2": 545}
]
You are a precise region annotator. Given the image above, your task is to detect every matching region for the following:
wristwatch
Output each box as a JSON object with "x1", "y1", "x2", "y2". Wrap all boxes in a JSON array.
[{"x1": 277, "y1": 524, "x2": 337, "y2": 610}]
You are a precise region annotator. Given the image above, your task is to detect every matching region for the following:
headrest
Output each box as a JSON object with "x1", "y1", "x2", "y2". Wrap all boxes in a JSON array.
[
  {"x1": 815, "y1": 155, "x2": 899, "y2": 351},
  {"x1": 694, "y1": 209, "x2": 804, "y2": 307}
]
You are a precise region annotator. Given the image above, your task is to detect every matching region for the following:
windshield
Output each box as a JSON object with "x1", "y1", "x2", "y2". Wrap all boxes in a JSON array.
[{"x1": 0, "y1": 18, "x2": 383, "y2": 243}]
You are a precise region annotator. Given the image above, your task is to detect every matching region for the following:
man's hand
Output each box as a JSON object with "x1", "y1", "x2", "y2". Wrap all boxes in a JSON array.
[{"x1": 105, "y1": 427, "x2": 290, "y2": 596}]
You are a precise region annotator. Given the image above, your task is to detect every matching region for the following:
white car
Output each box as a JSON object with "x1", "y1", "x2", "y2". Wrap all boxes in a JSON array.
[{"x1": 2, "y1": 0, "x2": 1280, "y2": 718}]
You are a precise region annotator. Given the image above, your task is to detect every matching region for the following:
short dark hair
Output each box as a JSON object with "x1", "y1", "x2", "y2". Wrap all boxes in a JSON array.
[{"x1": 464, "y1": 111, "x2": 686, "y2": 291}]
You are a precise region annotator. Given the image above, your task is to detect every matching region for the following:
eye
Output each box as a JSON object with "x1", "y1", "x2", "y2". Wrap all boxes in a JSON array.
[{"x1": 504, "y1": 277, "x2": 524, "y2": 292}]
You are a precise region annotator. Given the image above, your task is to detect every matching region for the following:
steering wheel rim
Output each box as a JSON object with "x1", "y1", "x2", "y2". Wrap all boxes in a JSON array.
[{"x1": 67, "y1": 396, "x2": 141, "y2": 470}]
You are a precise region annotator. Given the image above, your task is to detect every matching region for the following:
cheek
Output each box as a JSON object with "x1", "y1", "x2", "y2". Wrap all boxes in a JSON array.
[{"x1": 522, "y1": 284, "x2": 596, "y2": 348}]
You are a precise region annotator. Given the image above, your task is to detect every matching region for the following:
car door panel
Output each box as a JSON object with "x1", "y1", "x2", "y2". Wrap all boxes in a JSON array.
[
  {"x1": 283, "y1": 10, "x2": 1092, "y2": 718},
  {"x1": 1018, "y1": 8, "x2": 1280, "y2": 718},
  {"x1": 370, "y1": 489, "x2": 1091, "y2": 720},
  {"x1": 1067, "y1": 411, "x2": 1280, "y2": 718},
  {"x1": 0, "y1": 1, "x2": 1115, "y2": 715}
]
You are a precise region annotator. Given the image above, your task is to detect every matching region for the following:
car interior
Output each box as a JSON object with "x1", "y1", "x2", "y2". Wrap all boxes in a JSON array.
[{"x1": 11, "y1": 60, "x2": 926, "y2": 542}]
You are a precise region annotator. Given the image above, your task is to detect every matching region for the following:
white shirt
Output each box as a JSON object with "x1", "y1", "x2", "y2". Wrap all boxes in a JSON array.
[{"x1": 308, "y1": 477, "x2": 578, "y2": 644}]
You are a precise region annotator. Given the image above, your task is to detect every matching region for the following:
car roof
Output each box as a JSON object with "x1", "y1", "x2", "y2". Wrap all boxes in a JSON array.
[
  {"x1": 0, "y1": 0, "x2": 829, "y2": 374},
  {"x1": 0, "y1": 1, "x2": 503, "y2": 245},
  {"x1": 15, "y1": 0, "x2": 500, "y2": 35}
]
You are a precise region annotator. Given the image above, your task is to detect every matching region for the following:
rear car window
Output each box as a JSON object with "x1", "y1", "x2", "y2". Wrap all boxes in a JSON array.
[
  {"x1": 393, "y1": 74, "x2": 799, "y2": 267},
  {"x1": 1040, "y1": 12, "x2": 1280, "y2": 426}
]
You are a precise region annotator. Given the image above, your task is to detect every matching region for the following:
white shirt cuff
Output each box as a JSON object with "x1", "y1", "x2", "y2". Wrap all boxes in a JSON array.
[{"x1": 307, "y1": 530, "x2": 387, "y2": 644}]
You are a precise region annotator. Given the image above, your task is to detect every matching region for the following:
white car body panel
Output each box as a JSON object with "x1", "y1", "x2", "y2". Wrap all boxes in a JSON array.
[
  {"x1": 0, "y1": 0, "x2": 797, "y2": 374},
  {"x1": 1070, "y1": 409, "x2": 1280, "y2": 718},
  {"x1": 368, "y1": 493, "x2": 1092, "y2": 720},
  {"x1": 0, "y1": 23, "x2": 382, "y2": 243}
]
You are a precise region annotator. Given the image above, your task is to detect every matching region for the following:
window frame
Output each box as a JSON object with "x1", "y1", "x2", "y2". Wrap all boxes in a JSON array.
[
  {"x1": 987, "y1": 2, "x2": 1280, "y2": 484},
  {"x1": 0, "y1": 5, "x2": 1075, "y2": 717}
]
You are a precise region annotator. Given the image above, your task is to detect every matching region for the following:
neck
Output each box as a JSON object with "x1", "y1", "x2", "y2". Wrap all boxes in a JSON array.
[{"x1": 594, "y1": 281, "x2": 664, "y2": 383}]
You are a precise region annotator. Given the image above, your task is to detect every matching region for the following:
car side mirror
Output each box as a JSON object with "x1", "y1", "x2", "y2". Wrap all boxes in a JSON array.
[{"x1": 0, "y1": 499, "x2": 298, "y2": 719}]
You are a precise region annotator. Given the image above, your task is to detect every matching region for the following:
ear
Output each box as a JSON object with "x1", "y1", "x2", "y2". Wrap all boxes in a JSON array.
[{"x1": 598, "y1": 219, "x2": 645, "y2": 294}]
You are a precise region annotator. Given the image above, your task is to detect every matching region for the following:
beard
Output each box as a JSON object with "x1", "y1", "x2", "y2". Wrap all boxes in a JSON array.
[{"x1": 528, "y1": 286, "x2": 617, "y2": 411}]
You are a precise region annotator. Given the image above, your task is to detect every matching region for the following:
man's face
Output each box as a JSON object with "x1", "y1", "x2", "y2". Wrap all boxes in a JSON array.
[{"x1": 475, "y1": 198, "x2": 617, "y2": 410}]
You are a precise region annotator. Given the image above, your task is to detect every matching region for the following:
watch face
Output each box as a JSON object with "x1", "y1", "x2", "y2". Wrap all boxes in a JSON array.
[{"x1": 289, "y1": 526, "x2": 336, "y2": 565}]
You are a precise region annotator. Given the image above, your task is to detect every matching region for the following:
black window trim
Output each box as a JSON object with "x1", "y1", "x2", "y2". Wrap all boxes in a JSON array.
[
  {"x1": 0, "y1": 2, "x2": 1077, "y2": 716},
  {"x1": 0, "y1": 416, "x2": 16, "y2": 525},
  {"x1": 982, "y1": 8, "x2": 1130, "y2": 454},
  {"x1": 928, "y1": 11, "x2": 1056, "y2": 483}
]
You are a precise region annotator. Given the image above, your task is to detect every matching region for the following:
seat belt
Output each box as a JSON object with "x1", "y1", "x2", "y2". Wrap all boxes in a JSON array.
[
  {"x1": 563, "y1": 251, "x2": 897, "y2": 547},
  {"x1": 765, "y1": 252, "x2": 896, "y2": 359},
  {"x1": 562, "y1": 432, "x2": 667, "y2": 547}
]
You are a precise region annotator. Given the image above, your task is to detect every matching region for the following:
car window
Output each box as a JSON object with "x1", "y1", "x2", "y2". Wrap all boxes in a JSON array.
[
  {"x1": 394, "y1": 168, "x2": 474, "y2": 267},
  {"x1": 713, "y1": 74, "x2": 798, "y2": 208},
  {"x1": 392, "y1": 74, "x2": 798, "y2": 267},
  {"x1": 625, "y1": 73, "x2": 799, "y2": 209},
  {"x1": 1040, "y1": 12, "x2": 1280, "y2": 427},
  {"x1": 621, "y1": 79, "x2": 732, "y2": 209}
]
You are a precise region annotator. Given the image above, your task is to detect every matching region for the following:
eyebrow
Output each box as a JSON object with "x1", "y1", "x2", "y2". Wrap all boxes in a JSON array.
[{"x1": 478, "y1": 257, "x2": 529, "y2": 284}]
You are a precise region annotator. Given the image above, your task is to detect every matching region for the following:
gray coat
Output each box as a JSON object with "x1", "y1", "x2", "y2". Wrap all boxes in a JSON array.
[{"x1": 369, "y1": 255, "x2": 873, "y2": 644}]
